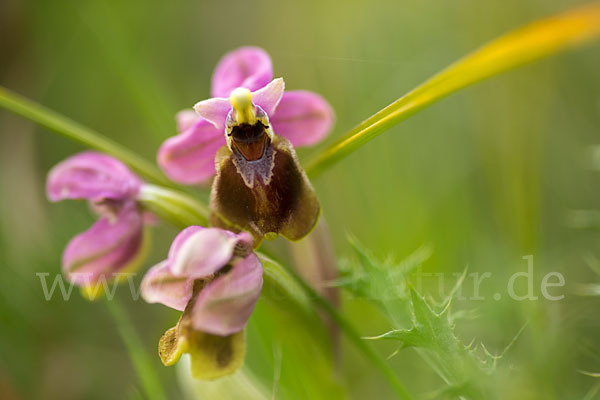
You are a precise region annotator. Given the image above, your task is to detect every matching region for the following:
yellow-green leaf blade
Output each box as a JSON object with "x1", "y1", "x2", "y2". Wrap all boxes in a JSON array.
[{"x1": 305, "y1": 2, "x2": 600, "y2": 177}]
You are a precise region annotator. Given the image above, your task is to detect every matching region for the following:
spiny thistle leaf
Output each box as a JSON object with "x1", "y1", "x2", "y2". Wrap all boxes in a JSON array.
[
  {"x1": 335, "y1": 236, "x2": 431, "y2": 300},
  {"x1": 335, "y1": 237, "x2": 431, "y2": 325},
  {"x1": 369, "y1": 327, "x2": 426, "y2": 350},
  {"x1": 367, "y1": 285, "x2": 491, "y2": 399},
  {"x1": 368, "y1": 286, "x2": 462, "y2": 358},
  {"x1": 360, "y1": 258, "x2": 525, "y2": 399}
]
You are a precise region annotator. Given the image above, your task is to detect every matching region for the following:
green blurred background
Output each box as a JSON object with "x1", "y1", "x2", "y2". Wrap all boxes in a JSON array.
[{"x1": 2, "y1": 0, "x2": 600, "y2": 398}]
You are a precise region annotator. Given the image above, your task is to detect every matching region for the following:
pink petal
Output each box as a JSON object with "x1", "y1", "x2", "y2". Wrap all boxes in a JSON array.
[
  {"x1": 140, "y1": 260, "x2": 192, "y2": 311},
  {"x1": 157, "y1": 119, "x2": 225, "y2": 184},
  {"x1": 271, "y1": 91, "x2": 335, "y2": 147},
  {"x1": 62, "y1": 202, "x2": 144, "y2": 286},
  {"x1": 170, "y1": 228, "x2": 253, "y2": 280},
  {"x1": 211, "y1": 47, "x2": 273, "y2": 98},
  {"x1": 251, "y1": 78, "x2": 285, "y2": 116},
  {"x1": 193, "y1": 97, "x2": 231, "y2": 131},
  {"x1": 176, "y1": 109, "x2": 200, "y2": 132},
  {"x1": 191, "y1": 253, "x2": 263, "y2": 335},
  {"x1": 167, "y1": 225, "x2": 204, "y2": 260},
  {"x1": 47, "y1": 152, "x2": 141, "y2": 203}
]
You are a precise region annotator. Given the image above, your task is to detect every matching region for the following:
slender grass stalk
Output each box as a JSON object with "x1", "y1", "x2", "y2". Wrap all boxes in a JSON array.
[
  {"x1": 304, "y1": 1, "x2": 600, "y2": 178},
  {"x1": 0, "y1": 86, "x2": 172, "y2": 187},
  {"x1": 104, "y1": 297, "x2": 166, "y2": 400}
]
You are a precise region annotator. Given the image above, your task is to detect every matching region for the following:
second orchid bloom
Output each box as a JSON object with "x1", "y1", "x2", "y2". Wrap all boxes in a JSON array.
[
  {"x1": 141, "y1": 226, "x2": 262, "y2": 379},
  {"x1": 159, "y1": 47, "x2": 334, "y2": 244},
  {"x1": 47, "y1": 152, "x2": 150, "y2": 298}
]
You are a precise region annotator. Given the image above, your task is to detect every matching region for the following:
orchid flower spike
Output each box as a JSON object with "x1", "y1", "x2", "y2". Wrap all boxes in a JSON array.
[
  {"x1": 46, "y1": 152, "x2": 149, "y2": 299},
  {"x1": 141, "y1": 226, "x2": 262, "y2": 379}
]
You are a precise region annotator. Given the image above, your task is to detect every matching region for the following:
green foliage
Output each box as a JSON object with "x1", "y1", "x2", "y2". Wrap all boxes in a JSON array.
[
  {"x1": 343, "y1": 239, "x2": 522, "y2": 399},
  {"x1": 371, "y1": 286, "x2": 493, "y2": 399},
  {"x1": 335, "y1": 237, "x2": 431, "y2": 326}
]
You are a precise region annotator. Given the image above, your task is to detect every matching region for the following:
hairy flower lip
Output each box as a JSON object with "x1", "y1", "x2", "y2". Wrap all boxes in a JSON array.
[{"x1": 211, "y1": 134, "x2": 321, "y2": 243}]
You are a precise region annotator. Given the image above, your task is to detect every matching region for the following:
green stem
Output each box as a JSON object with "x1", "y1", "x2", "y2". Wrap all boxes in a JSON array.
[
  {"x1": 138, "y1": 184, "x2": 209, "y2": 228},
  {"x1": 282, "y1": 264, "x2": 413, "y2": 400},
  {"x1": 0, "y1": 86, "x2": 172, "y2": 187},
  {"x1": 104, "y1": 297, "x2": 166, "y2": 400}
]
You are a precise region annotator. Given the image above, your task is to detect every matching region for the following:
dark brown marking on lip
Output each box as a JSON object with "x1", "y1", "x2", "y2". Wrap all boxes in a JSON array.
[
  {"x1": 211, "y1": 135, "x2": 320, "y2": 243},
  {"x1": 230, "y1": 122, "x2": 269, "y2": 161}
]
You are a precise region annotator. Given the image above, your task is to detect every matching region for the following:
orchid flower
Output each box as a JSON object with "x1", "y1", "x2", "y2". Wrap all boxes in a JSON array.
[
  {"x1": 207, "y1": 85, "x2": 322, "y2": 243},
  {"x1": 158, "y1": 46, "x2": 334, "y2": 184},
  {"x1": 158, "y1": 47, "x2": 332, "y2": 243},
  {"x1": 46, "y1": 151, "x2": 149, "y2": 298},
  {"x1": 141, "y1": 226, "x2": 262, "y2": 380}
]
